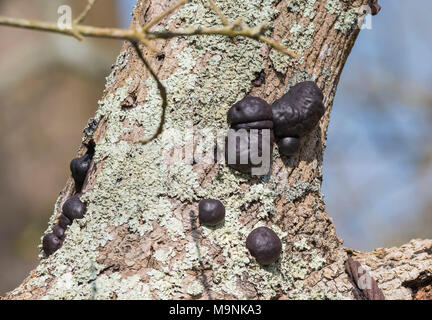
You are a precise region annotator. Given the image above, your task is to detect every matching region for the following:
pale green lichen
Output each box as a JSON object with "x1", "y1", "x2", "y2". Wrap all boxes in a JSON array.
[
  {"x1": 270, "y1": 23, "x2": 314, "y2": 73},
  {"x1": 244, "y1": 183, "x2": 276, "y2": 219},
  {"x1": 286, "y1": 70, "x2": 315, "y2": 93},
  {"x1": 287, "y1": 0, "x2": 317, "y2": 19},
  {"x1": 147, "y1": 269, "x2": 183, "y2": 299},
  {"x1": 105, "y1": 51, "x2": 129, "y2": 91},
  {"x1": 284, "y1": 178, "x2": 321, "y2": 203},
  {"x1": 187, "y1": 280, "x2": 204, "y2": 296},
  {"x1": 335, "y1": 8, "x2": 358, "y2": 34},
  {"x1": 325, "y1": 0, "x2": 342, "y2": 15},
  {"x1": 154, "y1": 248, "x2": 174, "y2": 263},
  {"x1": 289, "y1": 287, "x2": 347, "y2": 300},
  {"x1": 294, "y1": 237, "x2": 311, "y2": 251},
  {"x1": 93, "y1": 274, "x2": 152, "y2": 300},
  {"x1": 309, "y1": 250, "x2": 326, "y2": 270},
  {"x1": 326, "y1": 0, "x2": 359, "y2": 35}
]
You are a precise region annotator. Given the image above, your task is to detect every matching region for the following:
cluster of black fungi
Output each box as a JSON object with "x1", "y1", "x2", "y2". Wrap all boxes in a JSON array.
[
  {"x1": 43, "y1": 81, "x2": 324, "y2": 265},
  {"x1": 225, "y1": 81, "x2": 325, "y2": 174},
  {"x1": 202, "y1": 81, "x2": 324, "y2": 265},
  {"x1": 42, "y1": 153, "x2": 91, "y2": 256}
]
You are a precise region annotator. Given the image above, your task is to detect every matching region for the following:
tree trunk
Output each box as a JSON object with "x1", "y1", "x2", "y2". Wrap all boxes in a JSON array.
[{"x1": 4, "y1": 0, "x2": 432, "y2": 300}]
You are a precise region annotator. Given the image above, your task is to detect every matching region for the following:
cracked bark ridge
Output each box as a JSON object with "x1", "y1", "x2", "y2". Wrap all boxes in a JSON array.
[
  {"x1": 402, "y1": 270, "x2": 432, "y2": 300},
  {"x1": 345, "y1": 256, "x2": 385, "y2": 300},
  {"x1": 348, "y1": 239, "x2": 432, "y2": 300}
]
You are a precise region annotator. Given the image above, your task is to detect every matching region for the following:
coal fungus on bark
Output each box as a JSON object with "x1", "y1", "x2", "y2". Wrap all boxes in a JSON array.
[
  {"x1": 70, "y1": 154, "x2": 91, "y2": 190},
  {"x1": 62, "y1": 194, "x2": 86, "y2": 221},
  {"x1": 42, "y1": 233, "x2": 62, "y2": 256},
  {"x1": 246, "y1": 226, "x2": 282, "y2": 265},
  {"x1": 52, "y1": 224, "x2": 65, "y2": 240},
  {"x1": 43, "y1": 194, "x2": 87, "y2": 256},
  {"x1": 57, "y1": 214, "x2": 72, "y2": 229},
  {"x1": 225, "y1": 96, "x2": 274, "y2": 174},
  {"x1": 272, "y1": 81, "x2": 325, "y2": 156},
  {"x1": 198, "y1": 199, "x2": 225, "y2": 226}
]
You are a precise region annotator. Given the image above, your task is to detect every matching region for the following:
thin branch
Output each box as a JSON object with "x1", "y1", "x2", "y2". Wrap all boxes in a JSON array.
[
  {"x1": 0, "y1": 9, "x2": 297, "y2": 57},
  {"x1": 0, "y1": 15, "x2": 133, "y2": 40},
  {"x1": 147, "y1": 24, "x2": 299, "y2": 58},
  {"x1": 74, "y1": 0, "x2": 98, "y2": 25},
  {"x1": 207, "y1": 0, "x2": 229, "y2": 26},
  {"x1": 142, "y1": 0, "x2": 188, "y2": 32},
  {"x1": 130, "y1": 41, "x2": 167, "y2": 145}
]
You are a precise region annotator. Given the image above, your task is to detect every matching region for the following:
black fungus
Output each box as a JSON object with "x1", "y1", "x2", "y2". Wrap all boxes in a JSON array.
[
  {"x1": 198, "y1": 199, "x2": 225, "y2": 226},
  {"x1": 58, "y1": 214, "x2": 72, "y2": 229},
  {"x1": 272, "y1": 81, "x2": 324, "y2": 138},
  {"x1": 227, "y1": 96, "x2": 273, "y2": 125},
  {"x1": 277, "y1": 136, "x2": 300, "y2": 157},
  {"x1": 225, "y1": 96, "x2": 274, "y2": 174},
  {"x1": 246, "y1": 226, "x2": 282, "y2": 265},
  {"x1": 52, "y1": 224, "x2": 65, "y2": 240},
  {"x1": 62, "y1": 194, "x2": 86, "y2": 221},
  {"x1": 271, "y1": 81, "x2": 324, "y2": 156},
  {"x1": 42, "y1": 233, "x2": 61, "y2": 256},
  {"x1": 70, "y1": 154, "x2": 91, "y2": 188}
]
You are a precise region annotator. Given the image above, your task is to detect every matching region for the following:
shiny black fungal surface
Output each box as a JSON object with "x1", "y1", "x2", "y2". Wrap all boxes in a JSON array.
[
  {"x1": 42, "y1": 233, "x2": 61, "y2": 256},
  {"x1": 277, "y1": 136, "x2": 300, "y2": 157},
  {"x1": 70, "y1": 154, "x2": 91, "y2": 187},
  {"x1": 246, "y1": 226, "x2": 282, "y2": 265},
  {"x1": 227, "y1": 96, "x2": 273, "y2": 125},
  {"x1": 198, "y1": 199, "x2": 225, "y2": 226},
  {"x1": 272, "y1": 81, "x2": 325, "y2": 138},
  {"x1": 62, "y1": 194, "x2": 86, "y2": 221},
  {"x1": 52, "y1": 224, "x2": 65, "y2": 240},
  {"x1": 225, "y1": 96, "x2": 274, "y2": 174},
  {"x1": 58, "y1": 214, "x2": 72, "y2": 229}
]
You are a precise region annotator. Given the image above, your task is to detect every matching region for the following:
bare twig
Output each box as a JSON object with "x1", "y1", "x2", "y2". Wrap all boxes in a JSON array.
[
  {"x1": 207, "y1": 0, "x2": 229, "y2": 26},
  {"x1": 142, "y1": 0, "x2": 188, "y2": 32},
  {"x1": 130, "y1": 41, "x2": 167, "y2": 145},
  {"x1": 0, "y1": 10, "x2": 297, "y2": 57},
  {"x1": 74, "y1": 0, "x2": 98, "y2": 25},
  {"x1": 147, "y1": 24, "x2": 299, "y2": 57}
]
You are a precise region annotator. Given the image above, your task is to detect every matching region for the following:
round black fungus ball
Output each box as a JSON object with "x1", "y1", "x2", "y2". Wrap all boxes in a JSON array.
[
  {"x1": 246, "y1": 226, "x2": 282, "y2": 265},
  {"x1": 70, "y1": 154, "x2": 91, "y2": 186},
  {"x1": 277, "y1": 136, "x2": 300, "y2": 156},
  {"x1": 227, "y1": 96, "x2": 272, "y2": 125},
  {"x1": 42, "y1": 233, "x2": 61, "y2": 256},
  {"x1": 62, "y1": 194, "x2": 86, "y2": 221},
  {"x1": 53, "y1": 224, "x2": 66, "y2": 240},
  {"x1": 199, "y1": 199, "x2": 225, "y2": 226},
  {"x1": 58, "y1": 214, "x2": 72, "y2": 229},
  {"x1": 272, "y1": 81, "x2": 325, "y2": 138}
]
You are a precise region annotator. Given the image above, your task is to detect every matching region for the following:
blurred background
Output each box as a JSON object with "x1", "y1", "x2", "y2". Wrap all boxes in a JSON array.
[{"x1": 0, "y1": 0, "x2": 430, "y2": 295}]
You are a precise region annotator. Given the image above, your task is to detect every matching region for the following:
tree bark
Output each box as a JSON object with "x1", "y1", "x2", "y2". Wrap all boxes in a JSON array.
[{"x1": 3, "y1": 0, "x2": 431, "y2": 300}]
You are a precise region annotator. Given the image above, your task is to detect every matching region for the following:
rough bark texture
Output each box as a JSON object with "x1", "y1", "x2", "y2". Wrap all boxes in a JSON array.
[{"x1": 3, "y1": 0, "x2": 431, "y2": 300}]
